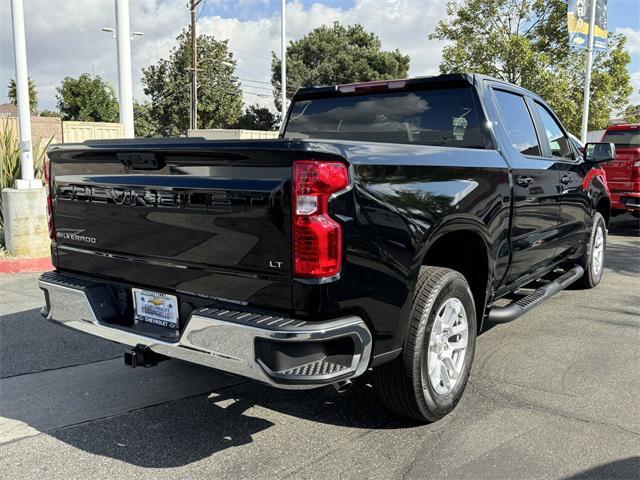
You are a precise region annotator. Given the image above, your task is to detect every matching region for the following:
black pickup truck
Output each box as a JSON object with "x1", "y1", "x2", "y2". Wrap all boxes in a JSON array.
[{"x1": 40, "y1": 74, "x2": 615, "y2": 422}]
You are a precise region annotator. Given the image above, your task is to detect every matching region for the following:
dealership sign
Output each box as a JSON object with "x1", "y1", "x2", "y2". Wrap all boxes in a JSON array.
[{"x1": 567, "y1": 0, "x2": 608, "y2": 51}]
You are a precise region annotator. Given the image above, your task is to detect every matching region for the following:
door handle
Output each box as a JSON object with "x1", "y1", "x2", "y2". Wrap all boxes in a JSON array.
[
  {"x1": 560, "y1": 174, "x2": 571, "y2": 185},
  {"x1": 516, "y1": 176, "x2": 534, "y2": 188}
]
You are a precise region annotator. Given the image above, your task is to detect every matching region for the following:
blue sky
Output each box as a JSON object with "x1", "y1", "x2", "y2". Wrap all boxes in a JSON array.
[{"x1": 1, "y1": 0, "x2": 639, "y2": 114}]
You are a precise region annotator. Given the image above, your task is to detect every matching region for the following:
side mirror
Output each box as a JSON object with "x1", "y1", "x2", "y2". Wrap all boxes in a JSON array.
[{"x1": 584, "y1": 142, "x2": 616, "y2": 163}]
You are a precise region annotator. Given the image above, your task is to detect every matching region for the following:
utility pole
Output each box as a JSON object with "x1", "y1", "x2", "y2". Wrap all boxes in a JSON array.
[
  {"x1": 190, "y1": 0, "x2": 202, "y2": 131},
  {"x1": 10, "y1": 0, "x2": 35, "y2": 187},
  {"x1": 580, "y1": 0, "x2": 597, "y2": 144},
  {"x1": 115, "y1": 0, "x2": 135, "y2": 137},
  {"x1": 281, "y1": 0, "x2": 287, "y2": 124}
]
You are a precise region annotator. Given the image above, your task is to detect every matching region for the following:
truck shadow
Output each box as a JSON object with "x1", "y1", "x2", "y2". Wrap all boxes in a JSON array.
[
  {"x1": 608, "y1": 212, "x2": 640, "y2": 238},
  {"x1": 563, "y1": 457, "x2": 640, "y2": 480},
  {"x1": 1, "y1": 304, "x2": 411, "y2": 470},
  {"x1": 42, "y1": 374, "x2": 409, "y2": 468}
]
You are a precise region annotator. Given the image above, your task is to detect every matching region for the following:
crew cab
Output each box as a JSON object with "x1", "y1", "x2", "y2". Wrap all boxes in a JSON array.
[
  {"x1": 600, "y1": 123, "x2": 640, "y2": 215},
  {"x1": 40, "y1": 74, "x2": 614, "y2": 422}
]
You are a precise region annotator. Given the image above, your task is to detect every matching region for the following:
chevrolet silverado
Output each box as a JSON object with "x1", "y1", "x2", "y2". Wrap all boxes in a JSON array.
[{"x1": 40, "y1": 74, "x2": 615, "y2": 422}]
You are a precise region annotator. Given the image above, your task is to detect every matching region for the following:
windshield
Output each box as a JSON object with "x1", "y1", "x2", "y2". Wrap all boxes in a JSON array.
[
  {"x1": 602, "y1": 129, "x2": 640, "y2": 148},
  {"x1": 284, "y1": 87, "x2": 485, "y2": 149}
]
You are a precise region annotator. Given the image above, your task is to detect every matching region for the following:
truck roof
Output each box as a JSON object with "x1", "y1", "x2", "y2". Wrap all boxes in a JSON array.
[
  {"x1": 605, "y1": 123, "x2": 640, "y2": 131},
  {"x1": 292, "y1": 72, "x2": 538, "y2": 102},
  {"x1": 293, "y1": 73, "x2": 481, "y2": 99}
]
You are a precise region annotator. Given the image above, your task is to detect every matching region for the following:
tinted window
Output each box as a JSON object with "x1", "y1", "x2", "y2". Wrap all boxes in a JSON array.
[
  {"x1": 602, "y1": 129, "x2": 640, "y2": 147},
  {"x1": 284, "y1": 87, "x2": 485, "y2": 148},
  {"x1": 534, "y1": 102, "x2": 573, "y2": 158},
  {"x1": 494, "y1": 90, "x2": 541, "y2": 156}
]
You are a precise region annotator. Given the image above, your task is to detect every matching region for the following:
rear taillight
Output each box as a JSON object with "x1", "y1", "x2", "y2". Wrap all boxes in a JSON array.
[
  {"x1": 292, "y1": 160, "x2": 349, "y2": 278},
  {"x1": 44, "y1": 158, "x2": 55, "y2": 240}
]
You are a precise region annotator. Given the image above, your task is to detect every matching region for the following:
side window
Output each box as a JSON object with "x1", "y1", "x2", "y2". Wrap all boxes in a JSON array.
[
  {"x1": 494, "y1": 90, "x2": 541, "y2": 156},
  {"x1": 534, "y1": 102, "x2": 574, "y2": 159}
]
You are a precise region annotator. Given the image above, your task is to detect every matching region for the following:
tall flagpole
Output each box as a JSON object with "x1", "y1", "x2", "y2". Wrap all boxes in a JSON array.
[{"x1": 580, "y1": 0, "x2": 597, "y2": 144}]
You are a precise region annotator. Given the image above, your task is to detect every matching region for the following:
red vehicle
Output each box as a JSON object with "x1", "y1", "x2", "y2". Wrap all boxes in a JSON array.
[{"x1": 601, "y1": 124, "x2": 640, "y2": 216}]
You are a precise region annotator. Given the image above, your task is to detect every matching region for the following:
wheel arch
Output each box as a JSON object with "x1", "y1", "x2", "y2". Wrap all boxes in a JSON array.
[
  {"x1": 595, "y1": 195, "x2": 611, "y2": 227},
  {"x1": 420, "y1": 222, "x2": 493, "y2": 331}
]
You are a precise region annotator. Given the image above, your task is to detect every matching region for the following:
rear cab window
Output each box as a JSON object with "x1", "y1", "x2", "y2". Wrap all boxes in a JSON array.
[
  {"x1": 602, "y1": 128, "x2": 640, "y2": 148},
  {"x1": 284, "y1": 86, "x2": 486, "y2": 149}
]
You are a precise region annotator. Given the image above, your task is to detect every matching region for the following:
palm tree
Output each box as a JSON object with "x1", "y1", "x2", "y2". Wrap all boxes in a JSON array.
[{"x1": 8, "y1": 77, "x2": 38, "y2": 113}]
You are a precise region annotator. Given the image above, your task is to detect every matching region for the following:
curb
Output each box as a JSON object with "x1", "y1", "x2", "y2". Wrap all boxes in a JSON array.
[{"x1": 0, "y1": 256, "x2": 53, "y2": 274}]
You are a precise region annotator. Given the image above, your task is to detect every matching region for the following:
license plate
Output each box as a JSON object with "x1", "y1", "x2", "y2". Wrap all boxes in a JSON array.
[{"x1": 132, "y1": 288, "x2": 179, "y2": 329}]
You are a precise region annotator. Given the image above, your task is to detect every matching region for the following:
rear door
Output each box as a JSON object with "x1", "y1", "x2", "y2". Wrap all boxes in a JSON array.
[
  {"x1": 491, "y1": 87, "x2": 561, "y2": 285},
  {"x1": 530, "y1": 100, "x2": 592, "y2": 261}
]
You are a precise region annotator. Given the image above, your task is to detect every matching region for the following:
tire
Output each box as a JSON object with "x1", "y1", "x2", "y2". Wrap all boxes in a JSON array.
[
  {"x1": 374, "y1": 266, "x2": 477, "y2": 422},
  {"x1": 575, "y1": 212, "x2": 606, "y2": 289}
]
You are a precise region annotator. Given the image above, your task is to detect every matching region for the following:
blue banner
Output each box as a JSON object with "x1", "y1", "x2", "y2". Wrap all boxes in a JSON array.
[{"x1": 568, "y1": 0, "x2": 608, "y2": 51}]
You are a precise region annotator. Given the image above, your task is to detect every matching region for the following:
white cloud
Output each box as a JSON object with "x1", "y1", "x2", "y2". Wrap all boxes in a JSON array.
[
  {"x1": 616, "y1": 27, "x2": 640, "y2": 55},
  {"x1": 0, "y1": 0, "x2": 447, "y2": 114}
]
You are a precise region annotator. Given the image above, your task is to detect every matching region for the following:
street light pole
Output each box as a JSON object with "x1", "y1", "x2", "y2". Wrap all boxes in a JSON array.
[
  {"x1": 10, "y1": 0, "x2": 35, "y2": 186},
  {"x1": 115, "y1": 0, "x2": 135, "y2": 138},
  {"x1": 190, "y1": 0, "x2": 202, "y2": 131},
  {"x1": 580, "y1": 0, "x2": 597, "y2": 144},
  {"x1": 281, "y1": 0, "x2": 287, "y2": 124}
]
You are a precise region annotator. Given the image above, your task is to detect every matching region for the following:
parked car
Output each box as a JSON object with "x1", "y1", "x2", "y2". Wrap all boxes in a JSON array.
[
  {"x1": 600, "y1": 123, "x2": 640, "y2": 216},
  {"x1": 40, "y1": 74, "x2": 614, "y2": 422}
]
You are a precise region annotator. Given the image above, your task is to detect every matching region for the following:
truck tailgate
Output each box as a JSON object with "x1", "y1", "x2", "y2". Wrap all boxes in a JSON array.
[
  {"x1": 602, "y1": 147, "x2": 640, "y2": 191},
  {"x1": 48, "y1": 140, "x2": 293, "y2": 312}
]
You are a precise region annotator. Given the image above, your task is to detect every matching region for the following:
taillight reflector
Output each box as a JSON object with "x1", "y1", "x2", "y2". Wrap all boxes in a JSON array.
[{"x1": 292, "y1": 160, "x2": 349, "y2": 278}]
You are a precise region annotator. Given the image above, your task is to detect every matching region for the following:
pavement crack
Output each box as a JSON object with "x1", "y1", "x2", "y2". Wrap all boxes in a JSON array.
[
  {"x1": 0, "y1": 355, "x2": 123, "y2": 380},
  {"x1": 467, "y1": 379, "x2": 640, "y2": 439}
]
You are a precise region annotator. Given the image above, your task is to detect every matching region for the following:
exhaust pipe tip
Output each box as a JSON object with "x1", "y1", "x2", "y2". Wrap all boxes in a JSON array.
[{"x1": 332, "y1": 379, "x2": 353, "y2": 393}]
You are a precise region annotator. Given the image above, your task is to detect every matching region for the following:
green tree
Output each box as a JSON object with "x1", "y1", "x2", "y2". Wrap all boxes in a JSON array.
[
  {"x1": 39, "y1": 109, "x2": 61, "y2": 118},
  {"x1": 8, "y1": 77, "x2": 38, "y2": 113},
  {"x1": 623, "y1": 88, "x2": 640, "y2": 123},
  {"x1": 623, "y1": 104, "x2": 640, "y2": 123},
  {"x1": 430, "y1": 0, "x2": 633, "y2": 133},
  {"x1": 142, "y1": 29, "x2": 243, "y2": 136},
  {"x1": 134, "y1": 101, "x2": 156, "y2": 137},
  {"x1": 271, "y1": 22, "x2": 410, "y2": 109},
  {"x1": 56, "y1": 74, "x2": 119, "y2": 122},
  {"x1": 233, "y1": 105, "x2": 279, "y2": 130}
]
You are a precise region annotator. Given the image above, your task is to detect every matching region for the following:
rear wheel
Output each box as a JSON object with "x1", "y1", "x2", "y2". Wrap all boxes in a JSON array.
[
  {"x1": 374, "y1": 267, "x2": 476, "y2": 422},
  {"x1": 576, "y1": 212, "x2": 606, "y2": 289}
]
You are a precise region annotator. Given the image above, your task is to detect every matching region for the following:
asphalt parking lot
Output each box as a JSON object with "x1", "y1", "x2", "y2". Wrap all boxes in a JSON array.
[{"x1": 1, "y1": 215, "x2": 639, "y2": 480}]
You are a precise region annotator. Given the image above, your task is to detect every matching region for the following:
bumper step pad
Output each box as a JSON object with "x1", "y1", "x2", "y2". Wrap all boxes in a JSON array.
[{"x1": 280, "y1": 359, "x2": 349, "y2": 376}]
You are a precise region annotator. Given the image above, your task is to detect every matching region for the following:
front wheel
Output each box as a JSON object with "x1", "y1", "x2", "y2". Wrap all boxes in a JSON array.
[
  {"x1": 576, "y1": 212, "x2": 606, "y2": 289},
  {"x1": 374, "y1": 267, "x2": 477, "y2": 422}
]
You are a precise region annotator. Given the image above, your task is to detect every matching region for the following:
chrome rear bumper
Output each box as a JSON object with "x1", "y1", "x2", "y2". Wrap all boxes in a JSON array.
[{"x1": 39, "y1": 271, "x2": 372, "y2": 389}]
